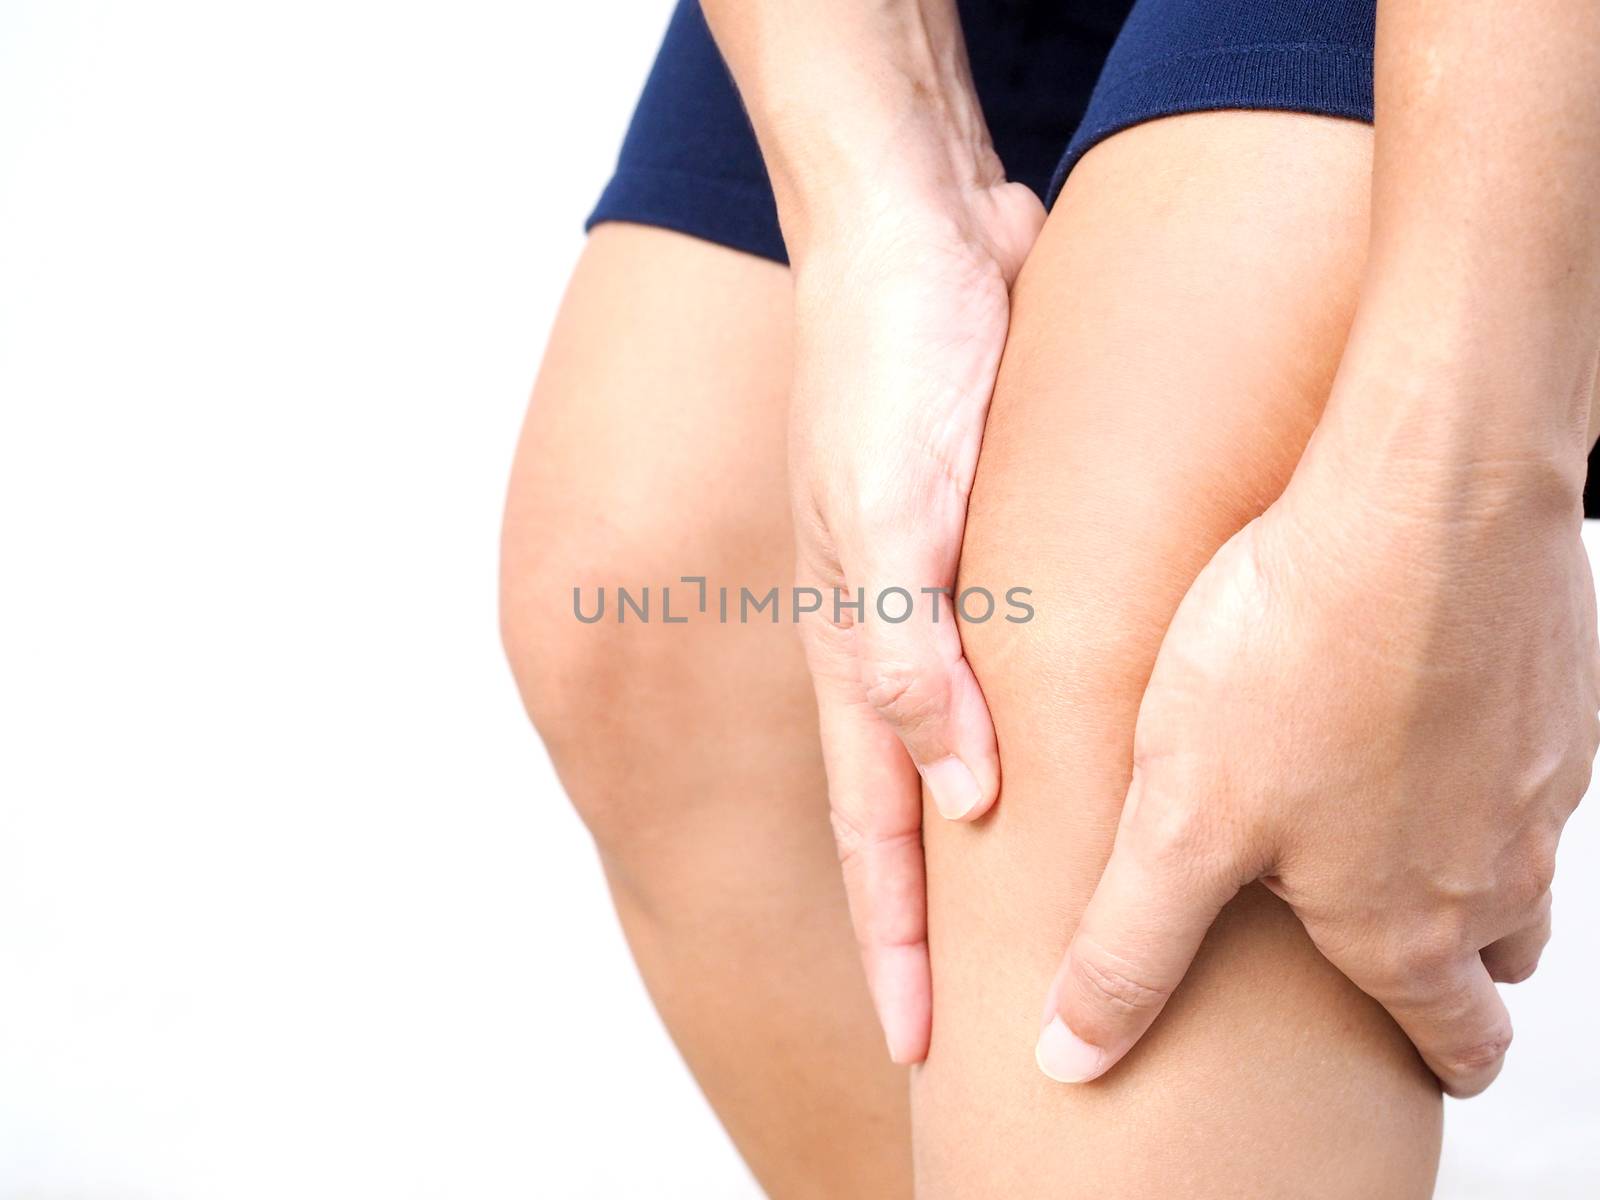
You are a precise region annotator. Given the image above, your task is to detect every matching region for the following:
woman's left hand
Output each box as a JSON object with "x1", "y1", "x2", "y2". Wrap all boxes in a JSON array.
[{"x1": 1034, "y1": 356, "x2": 1600, "y2": 1097}]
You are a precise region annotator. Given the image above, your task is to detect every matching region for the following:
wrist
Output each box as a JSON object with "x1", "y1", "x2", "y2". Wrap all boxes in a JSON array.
[
  {"x1": 766, "y1": 98, "x2": 1003, "y2": 265},
  {"x1": 1296, "y1": 284, "x2": 1596, "y2": 523},
  {"x1": 1355, "y1": 238, "x2": 1600, "y2": 417},
  {"x1": 705, "y1": 0, "x2": 1000, "y2": 260}
]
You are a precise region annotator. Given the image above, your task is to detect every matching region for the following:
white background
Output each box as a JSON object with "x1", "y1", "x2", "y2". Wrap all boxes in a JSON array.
[{"x1": 0, "y1": 2, "x2": 1595, "y2": 1196}]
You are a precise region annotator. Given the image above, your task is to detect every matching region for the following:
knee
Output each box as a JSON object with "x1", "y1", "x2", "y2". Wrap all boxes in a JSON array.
[
  {"x1": 498, "y1": 506, "x2": 620, "y2": 751},
  {"x1": 498, "y1": 515, "x2": 685, "y2": 845},
  {"x1": 498, "y1": 559, "x2": 620, "y2": 767},
  {"x1": 499, "y1": 481, "x2": 809, "y2": 851}
]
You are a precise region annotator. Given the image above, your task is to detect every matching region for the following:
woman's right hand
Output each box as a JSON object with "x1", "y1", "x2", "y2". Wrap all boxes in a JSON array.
[
  {"x1": 698, "y1": 0, "x2": 1044, "y2": 1061},
  {"x1": 788, "y1": 176, "x2": 1043, "y2": 1063}
]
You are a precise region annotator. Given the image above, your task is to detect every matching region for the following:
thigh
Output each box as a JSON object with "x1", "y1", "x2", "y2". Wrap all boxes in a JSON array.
[
  {"x1": 914, "y1": 112, "x2": 1442, "y2": 1197},
  {"x1": 502, "y1": 221, "x2": 814, "y2": 837},
  {"x1": 502, "y1": 223, "x2": 914, "y2": 1197}
]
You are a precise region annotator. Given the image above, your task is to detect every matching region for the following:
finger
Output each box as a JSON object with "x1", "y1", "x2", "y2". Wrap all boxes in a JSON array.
[
  {"x1": 807, "y1": 636, "x2": 931, "y2": 1064},
  {"x1": 852, "y1": 582, "x2": 1000, "y2": 824},
  {"x1": 1481, "y1": 892, "x2": 1553, "y2": 984},
  {"x1": 819, "y1": 689, "x2": 930, "y2": 1063},
  {"x1": 1036, "y1": 771, "x2": 1244, "y2": 1084},
  {"x1": 1366, "y1": 955, "x2": 1513, "y2": 1098}
]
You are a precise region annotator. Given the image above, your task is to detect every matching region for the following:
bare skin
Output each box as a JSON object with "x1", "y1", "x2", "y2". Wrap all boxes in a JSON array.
[
  {"x1": 500, "y1": 225, "x2": 912, "y2": 1198},
  {"x1": 917, "y1": 111, "x2": 1443, "y2": 1197},
  {"x1": 691, "y1": 0, "x2": 1600, "y2": 1098},
  {"x1": 497, "y1": 104, "x2": 1600, "y2": 1194}
]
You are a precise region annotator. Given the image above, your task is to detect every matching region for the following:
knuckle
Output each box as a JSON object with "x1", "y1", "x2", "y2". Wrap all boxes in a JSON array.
[
  {"x1": 1127, "y1": 784, "x2": 1248, "y2": 894},
  {"x1": 1444, "y1": 1027, "x2": 1514, "y2": 1081},
  {"x1": 827, "y1": 805, "x2": 917, "y2": 875},
  {"x1": 1408, "y1": 939, "x2": 1464, "y2": 991},
  {"x1": 1500, "y1": 839, "x2": 1558, "y2": 914},
  {"x1": 828, "y1": 805, "x2": 895, "y2": 876},
  {"x1": 862, "y1": 658, "x2": 944, "y2": 733},
  {"x1": 799, "y1": 612, "x2": 857, "y2": 679},
  {"x1": 1534, "y1": 888, "x2": 1555, "y2": 923},
  {"x1": 1493, "y1": 957, "x2": 1540, "y2": 986},
  {"x1": 1128, "y1": 745, "x2": 1249, "y2": 840},
  {"x1": 1370, "y1": 930, "x2": 1464, "y2": 1002},
  {"x1": 828, "y1": 806, "x2": 870, "y2": 871},
  {"x1": 1125, "y1": 764, "x2": 1209, "y2": 849},
  {"x1": 1560, "y1": 733, "x2": 1594, "y2": 815},
  {"x1": 1071, "y1": 943, "x2": 1172, "y2": 1017},
  {"x1": 827, "y1": 808, "x2": 923, "y2": 949},
  {"x1": 1527, "y1": 849, "x2": 1558, "y2": 901},
  {"x1": 1519, "y1": 862, "x2": 1558, "y2": 912},
  {"x1": 1136, "y1": 795, "x2": 1219, "y2": 867},
  {"x1": 1132, "y1": 781, "x2": 1199, "y2": 843}
]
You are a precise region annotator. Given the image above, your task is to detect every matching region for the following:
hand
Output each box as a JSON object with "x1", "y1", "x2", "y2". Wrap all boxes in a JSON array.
[
  {"x1": 791, "y1": 178, "x2": 1043, "y2": 1063},
  {"x1": 699, "y1": 0, "x2": 1045, "y2": 1064},
  {"x1": 1035, "y1": 372, "x2": 1600, "y2": 1096}
]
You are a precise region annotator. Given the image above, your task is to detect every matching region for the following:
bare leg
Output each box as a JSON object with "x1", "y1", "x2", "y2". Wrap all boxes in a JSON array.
[
  {"x1": 916, "y1": 113, "x2": 1443, "y2": 1196},
  {"x1": 500, "y1": 224, "x2": 911, "y2": 1197}
]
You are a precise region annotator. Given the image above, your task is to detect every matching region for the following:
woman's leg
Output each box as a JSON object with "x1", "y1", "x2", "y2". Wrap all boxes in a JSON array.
[
  {"x1": 500, "y1": 224, "x2": 910, "y2": 1197},
  {"x1": 915, "y1": 113, "x2": 1443, "y2": 1196}
]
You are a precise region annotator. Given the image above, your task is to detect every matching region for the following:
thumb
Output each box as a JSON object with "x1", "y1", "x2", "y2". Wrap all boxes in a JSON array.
[
  {"x1": 1036, "y1": 771, "x2": 1244, "y2": 1084},
  {"x1": 979, "y1": 180, "x2": 1047, "y2": 284}
]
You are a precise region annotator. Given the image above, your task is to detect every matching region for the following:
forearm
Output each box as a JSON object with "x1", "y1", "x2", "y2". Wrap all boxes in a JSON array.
[
  {"x1": 699, "y1": 0, "x2": 1001, "y2": 254},
  {"x1": 1319, "y1": 0, "x2": 1600, "y2": 502}
]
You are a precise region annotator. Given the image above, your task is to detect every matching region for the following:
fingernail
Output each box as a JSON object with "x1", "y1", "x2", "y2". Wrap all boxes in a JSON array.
[
  {"x1": 920, "y1": 756, "x2": 981, "y2": 820},
  {"x1": 1035, "y1": 1016, "x2": 1104, "y2": 1084},
  {"x1": 884, "y1": 1023, "x2": 918, "y2": 1066}
]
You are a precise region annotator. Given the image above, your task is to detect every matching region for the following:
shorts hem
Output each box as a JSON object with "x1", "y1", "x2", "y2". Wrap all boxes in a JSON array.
[
  {"x1": 1046, "y1": 44, "x2": 1375, "y2": 204},
  {"x1": 586, "y1": 166, "x2": 788, "y2": 265}
]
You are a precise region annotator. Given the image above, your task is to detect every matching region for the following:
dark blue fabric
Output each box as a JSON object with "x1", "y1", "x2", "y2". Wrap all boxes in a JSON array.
[
  {"x1": 586, "y1": 0, "x2": 1600, "y2": 514},
  {"x1": 1052, "y1": 0, "x2": 1374, "y2": 200},
  {"x1": 587, "y1": 1, "x2": 784, "y2": 261},
  {"x1": 586, "y1": 0, "x2": 1375, "y2": 263},
  {"x1": 588, "y1": 0, "x2": 1132, "y2": 264}
]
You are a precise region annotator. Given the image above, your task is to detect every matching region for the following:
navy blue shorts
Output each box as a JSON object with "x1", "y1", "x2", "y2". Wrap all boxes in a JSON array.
[
  {"x1": 588, "y1": 0, "x2": 1377, "y2": 264},
  {"x1": 587, "y1": 0, "x2": 1600, "y2": 514}
]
